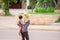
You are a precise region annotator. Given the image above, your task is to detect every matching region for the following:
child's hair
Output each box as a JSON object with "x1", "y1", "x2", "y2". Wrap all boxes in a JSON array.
[{"x1": 19, "y1": 15, "x2": 23, "y2": 19}]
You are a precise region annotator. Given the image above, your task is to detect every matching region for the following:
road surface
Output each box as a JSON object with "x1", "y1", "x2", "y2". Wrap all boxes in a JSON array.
[{"x1": 0, "y1": 29, "x2": 60, "y2": 40}]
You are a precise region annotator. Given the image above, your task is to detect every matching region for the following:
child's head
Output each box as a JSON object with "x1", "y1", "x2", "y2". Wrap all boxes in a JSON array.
[{"x1": 19, "y1": 15, "x2": 23, "y2": 19}]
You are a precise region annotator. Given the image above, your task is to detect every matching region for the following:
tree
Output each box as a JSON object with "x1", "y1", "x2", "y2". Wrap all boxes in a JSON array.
[
  {"x1": 0, "y1": 0, "x2": 17, "y2": 16},
  {"x1": 57, "y1": 0, "x2": 60, "y2": 9},
  {"x1": 36, "y1": 0, "x2": 56, "y2": 8},
  {"x1": 29, "y1": 0, "x2": 37, "y2": 9}
]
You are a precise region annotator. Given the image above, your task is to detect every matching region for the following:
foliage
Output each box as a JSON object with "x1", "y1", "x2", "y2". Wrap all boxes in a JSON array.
[
  {"x1": 27, "y1": 5, "x2": 32, "y2": 9},
  {"x1": 36, "y1": 0, "x2": 55, "y2": 8},
  {"x1": 10, "y1": 0, "x2": 17, "y2": 3},
  {"x1": 29, "y1": 0, "x2": 37, "y2": 9},
  {"x1": 33, "y1": 7, "x2": 55, "y2": 13},
  {"x1": 0, "y1": 0, "x2": 17, "y2": 16},
  {"x1": 22, "y1": 0, "x2": 57, "y2": 9},
  {"x1": 22, "y1": 0, "x2": 26, "y2": 3}
]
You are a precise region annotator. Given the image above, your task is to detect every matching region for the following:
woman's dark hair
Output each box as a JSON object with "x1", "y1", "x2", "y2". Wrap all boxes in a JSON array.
[{"x1": 19, "y1": 15, "x2": 23, "y2": 19}]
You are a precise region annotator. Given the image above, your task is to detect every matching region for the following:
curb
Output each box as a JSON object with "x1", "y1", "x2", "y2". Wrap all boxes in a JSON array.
[{"x1": 0, "y1": 27, "x2": 60, "y2": 32}]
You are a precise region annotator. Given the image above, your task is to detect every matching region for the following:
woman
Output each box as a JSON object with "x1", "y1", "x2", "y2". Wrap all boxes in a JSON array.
[{"x1": 18, "y1": 14, "x2": 30, "y2": 40}]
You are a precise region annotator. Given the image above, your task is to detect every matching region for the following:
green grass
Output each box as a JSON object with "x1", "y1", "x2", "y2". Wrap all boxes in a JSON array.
[
  {"x1": 3, "y1": 13, "x2": 13, "y2": 16},
  {"x1": 27, "y1": 11, "x2": 60, "y2": 15}
]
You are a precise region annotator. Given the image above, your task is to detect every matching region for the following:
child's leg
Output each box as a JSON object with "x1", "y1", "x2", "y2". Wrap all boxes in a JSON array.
[{"x1": 19, "y1": 30, "x2": 21, "y2": 36}]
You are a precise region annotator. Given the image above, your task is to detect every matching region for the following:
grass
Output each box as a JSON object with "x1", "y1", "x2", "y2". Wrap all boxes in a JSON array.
[
  {"x1": 27, "y1": 11, "x2": 60, "y2": 15},
  {"x1": 3, "y1": 13, "x2": 13, "y2": 16}
]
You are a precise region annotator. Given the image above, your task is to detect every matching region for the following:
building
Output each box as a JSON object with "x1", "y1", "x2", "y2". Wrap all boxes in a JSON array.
[{"x1": 9, "y1": 0, "x2": 29, "y2": 9}]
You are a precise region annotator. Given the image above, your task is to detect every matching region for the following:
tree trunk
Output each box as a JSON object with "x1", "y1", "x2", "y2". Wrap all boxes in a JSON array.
[
  {"x1": 53, "y1": 0, "x2": 57, "y2": 7},
  {"x1": 57, "y1": 0, "x2": 60, "y2": 9},
  {"x1": 3, "y1": 0, "x2": 12, "y2": 16},
  {"x1": 4, "y1": 2, "x2": 9, "y2": 16}
]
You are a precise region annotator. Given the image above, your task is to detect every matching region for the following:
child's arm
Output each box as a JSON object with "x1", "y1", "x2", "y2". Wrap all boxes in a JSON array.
[{"x1": 19, "y1": 19, "x2": 25, "y2": 24}]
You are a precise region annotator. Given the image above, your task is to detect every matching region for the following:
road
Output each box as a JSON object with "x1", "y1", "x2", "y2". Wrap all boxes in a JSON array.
[{"x1": 0, "y1": 29, "x2": 60, "y2": 40}]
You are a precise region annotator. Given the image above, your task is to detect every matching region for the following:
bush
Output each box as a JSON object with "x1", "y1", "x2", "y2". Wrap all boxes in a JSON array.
[
  {"x1": 33, "y1": 7, "x2": 55, "y2": 13},
  {"x1": 27, "y1": 5, "x2": 32, "y2": 9},
  {"x1": 46, "y1": 7, "x2": 55, "y2": 13}
]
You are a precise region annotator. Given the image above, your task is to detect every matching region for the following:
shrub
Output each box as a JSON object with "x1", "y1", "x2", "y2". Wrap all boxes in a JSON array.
[
  {"x1": 27, "y1": 5, "x2": 32, "y2": 9},
  {"x1": 33, "y1": 7, "x2": 55, "y2": 13}
]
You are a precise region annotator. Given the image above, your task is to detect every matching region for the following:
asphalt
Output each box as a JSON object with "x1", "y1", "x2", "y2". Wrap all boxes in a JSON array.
[{"x1": 0, "y1": 29, "x2": 60, "y2": 40}]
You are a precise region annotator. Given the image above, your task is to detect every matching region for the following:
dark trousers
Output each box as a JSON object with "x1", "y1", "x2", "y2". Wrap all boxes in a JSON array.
[{"x1": 21, "y1": 32, "x2": 29, "y2": 40}]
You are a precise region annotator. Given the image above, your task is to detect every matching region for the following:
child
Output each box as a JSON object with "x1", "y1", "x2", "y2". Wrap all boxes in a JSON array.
[{"x1": 18, "y1": 15, "x2": 24, "y2": 35}]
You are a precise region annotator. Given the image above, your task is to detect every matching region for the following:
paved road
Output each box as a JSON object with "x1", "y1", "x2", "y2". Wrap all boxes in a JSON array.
[{"x1": 0, "y1": 29, "x2": 60, "y2": 40}]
